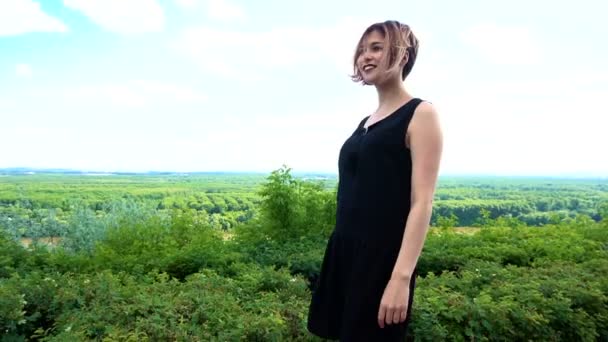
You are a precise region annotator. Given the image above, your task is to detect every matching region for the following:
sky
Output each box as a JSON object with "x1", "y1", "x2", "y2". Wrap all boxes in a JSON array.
[{"x1": 0, "y1": 0, "x2": 607, "y2": 176}]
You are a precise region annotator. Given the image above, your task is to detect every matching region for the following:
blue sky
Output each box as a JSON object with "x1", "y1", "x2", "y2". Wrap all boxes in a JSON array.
[{"x1": 0, "y1": 0, "x2": 607, "y2": 176}]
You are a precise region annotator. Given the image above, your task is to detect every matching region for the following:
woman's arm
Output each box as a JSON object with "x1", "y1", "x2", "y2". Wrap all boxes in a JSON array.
[
  {"x1": 378, "y1": 101, "x2": 443, "y2": 328},
  {"x1": 391, "y1": 101, "x2": 443, "y2": 281}
]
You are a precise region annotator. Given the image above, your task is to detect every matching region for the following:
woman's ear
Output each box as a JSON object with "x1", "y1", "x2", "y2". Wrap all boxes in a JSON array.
[{"x1": 400, "y1": 51, "x2": 409, "y2": 67}]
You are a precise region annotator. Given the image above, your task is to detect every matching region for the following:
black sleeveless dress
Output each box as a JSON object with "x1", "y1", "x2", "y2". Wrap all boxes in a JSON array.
[{"x1": 307, "y1": 98, "x2": 422, "y2": 341}]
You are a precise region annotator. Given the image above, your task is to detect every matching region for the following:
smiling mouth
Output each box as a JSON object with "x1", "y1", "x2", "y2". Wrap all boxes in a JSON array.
[{"x1": 362, "y1": 64, "x2": 376, "y2": 72}]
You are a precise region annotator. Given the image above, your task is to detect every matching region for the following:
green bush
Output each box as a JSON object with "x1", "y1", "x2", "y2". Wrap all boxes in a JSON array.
[
  {"x1": 411, "y1": 258, "x2": 608, "y2": 341},
  {"x1": 45, "y1": 267, "x2": 311, "y2": 341},
  {"x1": 257, "y1": 166, "x2": 335, "y2": 243},
  {"x1": 0, "y1": 280, "x2": 26, "y2": 336},
  {"x1": 0, "y1": 230, "x2": 27, "y2": 278}
]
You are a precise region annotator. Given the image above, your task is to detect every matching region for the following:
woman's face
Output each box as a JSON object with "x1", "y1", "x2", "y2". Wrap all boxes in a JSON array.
[{"x1": 357, "y1": 30, "x2": 391, "y2": 86}]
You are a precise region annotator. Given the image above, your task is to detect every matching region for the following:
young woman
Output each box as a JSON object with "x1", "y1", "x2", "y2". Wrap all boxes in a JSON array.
[{"x1": 307, "y1": 20, "x2": 443, "y2": 341}]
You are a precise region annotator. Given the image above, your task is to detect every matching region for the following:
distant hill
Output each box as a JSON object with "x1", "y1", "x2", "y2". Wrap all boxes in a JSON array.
[
  {"x1": 0, "y1": 167, "x2": 603, "y2": 179},
  {"x1": 0, "y1": 167, "x2": 85, "y2": 175},
  {"x1": 0, "y1": 167, "x2": 337, "y2": 178}
]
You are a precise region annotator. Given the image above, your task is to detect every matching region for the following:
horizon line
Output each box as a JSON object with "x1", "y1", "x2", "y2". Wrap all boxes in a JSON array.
[{"x1": 0, "y1": 167, "x2": 606, "y2": 179}]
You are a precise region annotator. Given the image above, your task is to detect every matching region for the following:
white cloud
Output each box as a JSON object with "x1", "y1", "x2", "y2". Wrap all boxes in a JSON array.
[
  {"x1": 460, "y1": 23, "x2": 542, "y2": 65},
  {"x1": 63, "y1": 0, "x2": 165, "y2": 34},
  {"x1": 174, "y1": 0, "x2": 199, "y2": 8},
  {"x1": 133, "y1": 80, "x2": 207, "y2": 102},
  {"x1": 62, "y1": 80, "x2": 207, "y2": 107},
  {"x1": 0, "y1": 0, "x2": 68, "y2": 36},
  {"x1": 15, "y1": 63, "x2": 33, "y2": 78},
  {"x1": 174, "y1": 0, "x2": 245, "y2": 21},
  {"x1": 180, "y1": 91, "x2": 378, "y2": 173},
  {"x1": 433, "y1": 71, "x2": 608, "y2": 176},
  {"x1": 207, "y1": 0, "x2": 245, "y2": 21},
  {"x1": 173, "y1": 17, "x2": 378, "y2": 79}
]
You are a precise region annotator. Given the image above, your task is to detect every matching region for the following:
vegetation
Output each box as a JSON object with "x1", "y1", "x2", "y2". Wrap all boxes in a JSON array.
[{"x1": 1, "y1": 168, "x2": 607, "y2": 341}]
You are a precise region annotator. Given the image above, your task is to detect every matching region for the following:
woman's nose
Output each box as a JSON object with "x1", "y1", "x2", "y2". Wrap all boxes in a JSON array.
[{"x1": 361, "y1": 49, "x2": 372, "y2": 61}]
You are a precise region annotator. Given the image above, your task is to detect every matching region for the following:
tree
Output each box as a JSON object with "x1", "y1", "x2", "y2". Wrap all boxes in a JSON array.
[{"x1": 436, "y1": 213, "x2": 458, "y2": 229}]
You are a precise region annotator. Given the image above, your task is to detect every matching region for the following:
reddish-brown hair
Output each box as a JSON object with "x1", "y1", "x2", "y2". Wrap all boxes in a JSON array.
[{"x1": 351, "y1": 20, "x2": 419, "y2": 84}]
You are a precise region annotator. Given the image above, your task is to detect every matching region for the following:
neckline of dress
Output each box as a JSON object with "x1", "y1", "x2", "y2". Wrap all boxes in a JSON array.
[{"x1": 361, "y1": 98, "x2": 416, "y2": 132}]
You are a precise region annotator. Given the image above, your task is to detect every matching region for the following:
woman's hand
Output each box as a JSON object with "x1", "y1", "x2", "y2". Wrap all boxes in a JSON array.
[{"x1": 377, "y1": 277, "x2": 410, "y2": 328}]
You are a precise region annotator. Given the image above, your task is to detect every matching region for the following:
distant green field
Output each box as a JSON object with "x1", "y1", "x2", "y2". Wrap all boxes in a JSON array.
[
  {"x1": 1, "y1": 173, "x2": 606, "y2": 240},
  {"x1": 0, "y1": 172, "x2": 335, "y2": 237},
  {"x1": 434, "y1": 176, "x2": 608, "y2": 225}
]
